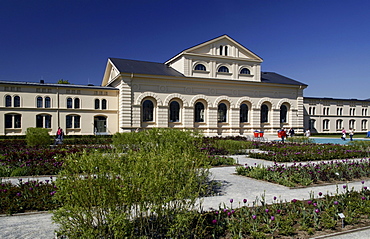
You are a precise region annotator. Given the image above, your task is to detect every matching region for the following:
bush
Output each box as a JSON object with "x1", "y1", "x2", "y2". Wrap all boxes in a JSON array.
[
  {"x1": 25, "y1": 128, "x2": 51, "y2": 147},
  {"x1": 53, "y1": 129, "x2": 211, "y2": 238}
]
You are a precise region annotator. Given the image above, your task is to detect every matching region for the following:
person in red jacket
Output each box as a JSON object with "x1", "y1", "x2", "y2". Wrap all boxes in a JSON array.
[{"x1": 280, "y1": 128, "x2": 287, "y2": 143}]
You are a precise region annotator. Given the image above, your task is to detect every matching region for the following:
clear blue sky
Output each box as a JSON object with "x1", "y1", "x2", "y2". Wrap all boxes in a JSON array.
[{"x1": 1, "y1": 0, "x2": 370, "y2": 99}]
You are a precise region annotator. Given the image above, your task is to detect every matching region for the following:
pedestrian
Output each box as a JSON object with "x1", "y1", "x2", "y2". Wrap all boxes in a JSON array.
[
  {"x1": 305, "y1": 129, "x2": 311, "y2": 137},
  {"x1": 280, "y1": 128, "x2": 287, "y2": 142},
  {"x1": 55, "y1": 127, "x2": 64, "y2": 145},
  {"x1": 349, "y1": 128, "x2": 354, "y2": 141},
  {"x1": 341, "y1": 128, "x2": 346, "y2": 141},
  {"x1": 288, "y1": 128, "x2": 295, "y2": 137}
]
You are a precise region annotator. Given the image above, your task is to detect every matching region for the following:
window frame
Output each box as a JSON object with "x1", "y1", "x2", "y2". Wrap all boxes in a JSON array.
[
  {"x1": 45, "y1": 97, "x2": 51, "y2": 108},
  {"x1": 217, "y1": 103, "x2": 227, "y2": 123},
  {"x1": 261, "y1": 104, "x2": 269, "y2": 123},
  {"x1": 240, "y1": 68, "x2": 251, "y2": 75},
  {"x1": 142, "y1": 99, "x2": 154, "y2": 122},
  {"x1": 194, "y1": 102, "x2": 205, "y2": 123},
  {"x1": 240, "y1": 103, "x2": 249, "y2": 123},
  {"x1": 169, "y1": 101, "x2": 180, "y2": 123},
  {"x1": 218, "y1": 66, "x2": 229, "y2": 73}
]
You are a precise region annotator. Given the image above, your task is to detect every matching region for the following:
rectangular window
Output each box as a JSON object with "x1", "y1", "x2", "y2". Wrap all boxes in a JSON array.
[
  {"x1": 36, "y1": 115, "x2": 43, "y2": 127},
  {"x1": 45, "y1": 115, "x2": 51, "y2": 128},
  {"x1": 5, "y1": 115, "x2": 12, "y2": 128},
  {"x1": 66, "y1": 115, "x2": 72, "y2": 128},
  {"x1": 14, "y1": 115, "x2": 21, "y2": 128},
  {"x1": 74, "y1": 116, "x2": 81, "y2": 128}
]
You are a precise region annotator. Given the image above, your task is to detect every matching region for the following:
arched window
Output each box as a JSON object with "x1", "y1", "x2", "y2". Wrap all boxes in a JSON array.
[
  {"x1": 336, "y1": 120, "x2": 343, "y2": 130},
  {"x1": 142, "y1": 100, "x2": 154, "y2": 122},
  {"x1": 194, "y1": 102, "x2": 205, "y2": 122},
  {"x1": 224, "y1": 46, "x2": 228, "y2": 56},
  {"x1": 5, "y1": 95, "x2": 12, "y2": 107},
  {"x1": 218, "y1": 66, "x2": 229, "y2": 73},
  {"x1": 194, "y1": 64, "x2": 206, "y2": 71},
  {"x1": 14, "y1": 96, "x2": 20, "y2": 107},
  {"x1": 95, "y1": 99, "x2": 100, "y2": 109},
  {"x1": 102, "y1": 99, "x2": 107, "y2": 110},
  {"x1": 309, "y1": 119, "x2": 316, "y2": 130},
  {"x1": 67, "y1": 98, "x2": 72, "y2": 108},
  {"x1": 240, "y1": 104, "x2": 248, "y2": 123},
  {"x1": 74, "y1": 98, "x2": 80, "y2": 109},
  {"x1": 280, "y1": 105, "x2": 288, "y2": 123},
  {"x1": 217, "y1": 103, "x2": 227, "y2": 123},
  {"x1": 362, "y1": 120, "x2": 367, "y2": 130},
  {"x1": 323, "y1": 119, "x2": 330, "y2": 130},
  {"x1": 219, "y1": 45, "x2": 223, "y2": 55},
  {"x1": 37, "y1": 97, "x2": 43, "y2": 108},
  {"x1": 240, "y1": 68, "x2": 250, "y2": 75},
  {"x1": 169, "y1": 101, "x2": 180, "y2": 122},
  {"x1": 261, "y1": 104, "x2": 269, "y2": 123},
  {"x1": 5, "y1": 114, "x2": 21, "y2": 128},
  {"x1": 349, "y1": 120, "x2": 355, "y2": 129},
  {"x1": 45, "y1": 97, "x2": 51, "y2": 108}
]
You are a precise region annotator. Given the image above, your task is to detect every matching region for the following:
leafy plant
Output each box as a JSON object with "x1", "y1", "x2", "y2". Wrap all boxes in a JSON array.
[{"x1": 25, "y1": 127, "x2": 51, "y2": 147}]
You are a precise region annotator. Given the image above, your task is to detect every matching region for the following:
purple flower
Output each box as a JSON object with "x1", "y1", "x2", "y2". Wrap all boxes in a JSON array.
[
  {"x1": 334, "y1": 201, "x2": 339, "y2": 205},
  {"x1": 362, "y1": 181, "x2": 365, "y2": 184},
  {"x1": 307, "y1": 200, "x2": 312, "y2": 205},
  {"x1": 265, "y1": 209, "x2": 269, "y2": 213},
  {"x1": 243, "y1": 198, "x2": 247, "y2": 203},
  {"x1": 252, "y1": 215, "x2": 257, "y2": 219},
  {"x1": 16, "y1": 192, "x2": 21, "y2": 196},
  {"x1": 315, "y1": 209, "x2": 320, "y2": 213},
  {"x1": 29, "y1": 187, "x2": 33, "y2": 191},
  {"x1": 364, "y1": 186, "x2": 368, "y2": 190},
  {"x1": 361, "y1": 197, "x2": 366, "y2": 200},
  {"x1": 291, "y1": 199, "x2": 297, "y2": 203},
  {"x1": 318, "y1": 192, "x2": 323, "y2": 196},
  {"x1": 212, "y1": 219, "x2": 217, "y2": 224},
  {"x1": 230, "y1": 199, "x2": 233, "y2": 203},
  {"x1": 343, "y1": 185, "x2": 347, "y2": 189},
  {"x1": 223, "y1": 208, "x2": 228, "y2": 213},
  {"x1": 50, "y1": 191, "x2": 56, "y2": 196},
  {"x1": 270, "y1": 216, "x2": 275, "y2": 221},
  {"x1": 276, "y1": 209, "x2": 281, "y2": 214},
  {"x1": 215, "y1": 211, "x2": 219, "y2": 214},
  {"x1": 273, "y1": 196, "x2": 277, "y2": 200},
  {"x1": 313, "y1": 203, "x2": 317, "y2": 207},
  {"x1": 227, "y1": 212, "x2": 231, "y2": 216}
]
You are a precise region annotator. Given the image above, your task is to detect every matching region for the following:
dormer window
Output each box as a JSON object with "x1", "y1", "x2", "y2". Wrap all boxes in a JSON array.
[
  {"x1": 218, "y1": 66, "x2": 229, "y2": 73},
  {"x1": 194, "y1": 64, "x2": 206, "y2": 71},
  {"x1": 240, "y1": 68, "x2": 250, "y2": 75}
]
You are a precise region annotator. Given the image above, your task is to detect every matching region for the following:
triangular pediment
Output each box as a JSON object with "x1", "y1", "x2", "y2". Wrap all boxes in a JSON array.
[{"x1": 166, "y1": 35, "x2": 263, "y2": 64}]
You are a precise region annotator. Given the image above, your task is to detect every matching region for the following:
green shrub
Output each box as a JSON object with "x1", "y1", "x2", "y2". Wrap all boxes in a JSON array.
[
  {"x1": 25, "y1": 128, "x2": 51, "y2": 147},
  {"x1": 53, "y1": 128, "x2": 211, "y2": 238}
]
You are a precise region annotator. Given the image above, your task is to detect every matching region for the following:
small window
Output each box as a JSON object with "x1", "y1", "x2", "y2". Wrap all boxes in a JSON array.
[
  {"x1": 218, "y1": 103, "x2": 227, "y2": 123},
  {"x1": 14, "y1": 96, "x2": 20, "y2": 107},
  {"x1": 67, "y1": 98, "x2": 72, "y2": 108},
  {"x1": 142, "y1": 100, "x2": 154, "y2": 122},
  {"x1": 169, "y1": 101, "x2": 180, "y2": 122},
  {"x1": 95, "y1": 99, "x2": 100, "y2": 109},
  {"x1": 5, "y1": 95, "x2": 12, "y2": 107},
  {"x1": 280, "y1": 105, "x2": 288, "y2": 123},
  {"x1": 261, "y1": 104, "x2": 269, "y2": 123},
  {"x1": 102, "y1": 99, "x2": 107, "y2": 110},
  {"x1": 323, "y1": 119, "x2": 330, "y2": 130},
  {"x1": 45, "y1": 97, "x2": 51, "y2": 108},
  {"x1": 74, "y1": 98, "x2": 80, "y2": 109},
  {"x1": 194, "y1": 102, "x2": 205, "y2": 123},
  {"x1": 218, "y1": 66, "x2": 229, "y2": 73},
  {"x1": 240, "y1": 104, "x2": 248, "y2": 123},
  {"x1": 74, "y1": 115, "x2": 81, "y2": 128},
  {"x1": 240, "y1": 68, "x2": 250, "y2": 75},
  {"x1": 37, "y1": 97, "x2": 43, "y2": 108},
  {"x1": 194, "y1": 64, "x2": 206, "y2": 71}
]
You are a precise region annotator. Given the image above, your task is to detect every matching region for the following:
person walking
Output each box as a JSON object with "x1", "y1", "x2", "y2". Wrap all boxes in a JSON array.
[
  {"x1": 280, "y1": 128, "x2": 287, "y2": 143},
  {"x1": 55, "y1": 127, "x2": 64, "y2": 144},
  {"x1": 349, "y1": 128, "x2": 354, "y2": 141},
  {"x1": 305, "y1": 129, "x2": 311, "y2": 137},
  {"x1": 341, "y1": 128, "x2": 346, "y2": 141},
  {"x1": 288, "y1": 128, "x2": 295, "y2": 137}
]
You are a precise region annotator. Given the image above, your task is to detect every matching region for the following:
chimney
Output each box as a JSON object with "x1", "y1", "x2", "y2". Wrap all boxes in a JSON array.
[{"x1": 40, "y1": 80, "x2": 44, "y2": 84}]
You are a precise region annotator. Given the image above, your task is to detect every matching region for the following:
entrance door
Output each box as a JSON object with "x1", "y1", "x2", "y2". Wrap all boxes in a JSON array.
[{"x1": 94, "y1": 116, "x2": 106, "y2": 134}]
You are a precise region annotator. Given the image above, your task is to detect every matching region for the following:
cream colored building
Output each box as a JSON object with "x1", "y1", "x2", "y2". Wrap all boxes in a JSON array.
[
  {"x1": 0, "y1": 81, "x2": 119, "y2": 136},
  {"x1": 1, "y1": 35, "x2": 368, "y2": 137},
  {"x1": 304, "y1": 97, "x2": 369, "y2": 134},
  {"x1": 102, "y1": 35, "x2": 307, "y2": 136}
]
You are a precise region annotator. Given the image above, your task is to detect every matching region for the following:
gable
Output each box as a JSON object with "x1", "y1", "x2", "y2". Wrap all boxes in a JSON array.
[{"x1": 166, "y1": 35, "x2": 263, "y2": 64}]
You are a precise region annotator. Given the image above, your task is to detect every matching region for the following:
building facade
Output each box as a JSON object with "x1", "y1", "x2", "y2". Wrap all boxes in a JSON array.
[
  {"x1": 304, "y1": 97, "x2": 369, "y2": 134},
  {"x1": 0, "y1": 35, "x2": 368, "y2": 136}
]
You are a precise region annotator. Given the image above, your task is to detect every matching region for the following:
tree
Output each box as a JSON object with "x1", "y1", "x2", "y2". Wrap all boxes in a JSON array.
[{"x1": 57, "y1": 79, "x2": 70, "y2": 84}]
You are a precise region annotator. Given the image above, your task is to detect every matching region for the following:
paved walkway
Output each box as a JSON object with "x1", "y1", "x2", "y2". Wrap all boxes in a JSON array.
[{"x1": 1, "y1": 155, "x2": 369, "y2": 238}]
